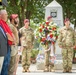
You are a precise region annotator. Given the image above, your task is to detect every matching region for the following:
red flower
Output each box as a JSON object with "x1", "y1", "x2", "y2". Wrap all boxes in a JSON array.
[
  {"x1": 40, "y1": 24, "x2": 45, "y2": 28},
  {"x1": 39, "y1": 28, "x2": 42, "y2": 32},
  {"x1": 49, "y1": 33, "x2": 53, "y2": 38},
  {"x1": 45, "y1": 27, "x2": 48, "y2": 30},
  {"x1": 52, "y1": 27, "x2": 56, "y2": 31},
  {"x1": 52, "y1": 41, "x2": 55, "y2": 44},
  {"x1": 42, "y1": 25, "x2": 45, "y2": 28},
  {"x1": 41, "y1": 37, "x2": 46, "y2": 42},
  {"x1": 56, "y1": 36, "x2": 58, "y2": 39},
  {"x1": 46, "y1": 22, "x2": 49, "y2": 25}
]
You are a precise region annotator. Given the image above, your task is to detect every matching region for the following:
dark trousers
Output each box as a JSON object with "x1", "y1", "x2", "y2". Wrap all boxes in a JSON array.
[{"x1": 1, "y1": 45, "x2": 11, "y2": 75}]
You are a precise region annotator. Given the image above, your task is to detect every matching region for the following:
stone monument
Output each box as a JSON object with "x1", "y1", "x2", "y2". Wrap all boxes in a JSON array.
[
  {"x1": 45, "y1": 0, "x2": 63, "y2": 28},
  {"x1": 45, "y1": 0, "x2": 63, "y2": 69},
  {"x1": 36, "y1": 0, "x2": 64, "y2": 70}
]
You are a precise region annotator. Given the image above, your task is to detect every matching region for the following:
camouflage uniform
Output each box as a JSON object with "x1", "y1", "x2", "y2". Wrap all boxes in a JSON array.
[
  {"x1": 8, "y1": 23, "x2": 19, "y2": 75},
  {"x1": 49, "y1": 44, "x2": 55, "y2": 72},
  {"x1": 44, "y1": 22, "x2": 56, "y2": 72},
  {"x1": 58, "y1": 26, "x2": 76, "y2": 71},
  {"x1": 19, "y1": 26, "x2": 34, "y2": 71},
  {"x1": 44, "y1": 44, "x2": 55, "y2": 72},
  {"x1": 44, "y1": 45, "x2": 50, "y2": 71}
]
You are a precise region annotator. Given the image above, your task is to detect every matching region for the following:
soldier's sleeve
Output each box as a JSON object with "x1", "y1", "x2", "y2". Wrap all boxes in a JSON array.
[
  {"x1": 9, "y1": 24, "x2": 14, "y2": 32},
  {"x1": 57, "y1": 29, "x2": 63, "y2": 47}
]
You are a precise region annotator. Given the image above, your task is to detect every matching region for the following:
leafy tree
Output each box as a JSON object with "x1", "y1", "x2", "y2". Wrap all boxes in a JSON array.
[
  {"x1": 6, "y1": 0, "x2": 50, "y2": 27},
  {"x1": 2, "y1": 0, "x2": 76, "y2": 27},
  {"x1": 7, "y1": 0, "x2": 26, "y2": 27},
  {"x1": 57, "y1": 0, "x2": 76, "y2": 26}
]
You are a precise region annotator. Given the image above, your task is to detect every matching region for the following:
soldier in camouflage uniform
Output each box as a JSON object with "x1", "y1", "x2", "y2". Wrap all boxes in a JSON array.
[
  {"x1": 19, "y1": 19, "x2": 34, "y2": 72},
  {"x1": 8, "y1": 14, "x2": 19, "y2": 75},
  {"x1": 58, "y1": 18, "x2": 76, "y2": 73},
  {"x1": 44, "y1": 16, "x2": 56, "y2": 72}
]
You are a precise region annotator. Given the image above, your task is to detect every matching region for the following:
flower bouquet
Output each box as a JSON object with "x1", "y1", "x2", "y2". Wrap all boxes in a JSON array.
[{"x1": 35, "y1": 20, "x2": 59, "y2": 46}]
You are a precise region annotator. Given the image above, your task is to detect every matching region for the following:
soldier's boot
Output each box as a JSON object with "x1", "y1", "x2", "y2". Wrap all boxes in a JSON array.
[
  {"x1": 25, "y1": 67, "x2": 27, "y2": 72},
  {"x1": 63, "y1": 69, "x2": 67, "y2": 73},
  {"x1": 49, "y1": 65, "x2": 52, "y2": 72},
  {"x1": 27, "y1": 67, "x2": 30, "y2": 72},
  {"x1": 22, "y1": 68, "x2": 26, "y2": 72},
  {"x1": 22, "y1": 67, "x2": 27, "y2": 72},
  {"x1": 44, "y1": 66, "x2": 49, "y2": 72},
  {"x1": 67, "y1": 68, "x2": 72, "y2": 73},
  {"x1": 68, "y1": 70, "x2": 72, "y2": 73},
  {"x1": 67, "y1": 69, "x2": 72, "y2": 73},
  {"x1": 49, "y1": 65, "x2": 55, "y2": 72},
  {"x1": 51, "y1": 67, "x2": 55, "y2": 72}
]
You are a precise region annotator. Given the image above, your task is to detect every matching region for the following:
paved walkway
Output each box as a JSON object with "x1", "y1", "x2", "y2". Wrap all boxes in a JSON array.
[{"x1": 16, "y1": 64, "x2": 76, "y2": 75}]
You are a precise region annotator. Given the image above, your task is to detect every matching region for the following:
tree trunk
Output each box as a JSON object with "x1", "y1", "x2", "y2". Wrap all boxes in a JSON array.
[{"x1": 26, "y1": 11, "x2": 31, "y2": 19}]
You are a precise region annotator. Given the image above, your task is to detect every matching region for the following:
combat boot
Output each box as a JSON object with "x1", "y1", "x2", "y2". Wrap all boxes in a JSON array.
[
  {"x1": 25, "y1": 67, "x2": 27, "y2": 72},
  {"x1": 51, "y1": 68, "x2": 55, "y2": 72},
  {"x1": 44, "y1": 66, "x2": 49, "y2": 72},
  {"x1": 22, "y1": 67, "x2": 27, "y2": 72},
  {"x1": 27, "y1": 69, "x2": 30, "y2": 72},
  {"x1": 49, "y1": 62, "x2": 55, "y2": 72},
  {"x1": 22, "y1": 68, "x2": 26, "y2": 72},
  {"x1": 67, "y1": 68, "x2": 72, "y2": 73},
  {"x1": 68, "y1": 70, "x2": 72, "y2": 73},
  {"x1": 27, "y1": 67, "x2": 30, "y2": 72},
  {"x1": 63, "y1": 69, "x2": 67, "y2": 73}
]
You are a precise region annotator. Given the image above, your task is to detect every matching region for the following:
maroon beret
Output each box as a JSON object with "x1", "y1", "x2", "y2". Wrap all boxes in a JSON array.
[
  {"x1": 64, "y1": 18, "x2": 70, "y2": 23},
  {"x1": 10, "y1": 14, "x2": 18, "y2": 19},
  {"x1": 24, "y1": 19, "x2": 29, "y2": 24},
  {"x1": 47, "y1": 16, "x2": 52, "y2": 20}
]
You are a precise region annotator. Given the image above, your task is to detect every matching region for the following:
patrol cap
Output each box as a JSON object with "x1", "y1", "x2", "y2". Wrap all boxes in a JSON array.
[
  {"x1": 24, "y1": 19, "x2": 29, "y2": 24},
  {"x1": 64, "y1": 18, "x2": 70, "y2": 23},
  {"x1": 10, "y1": 14, "x2": 18, "y2": 19},
  {"x1": 47, "y1": 16, "x2": 52, "y2": 20}
]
